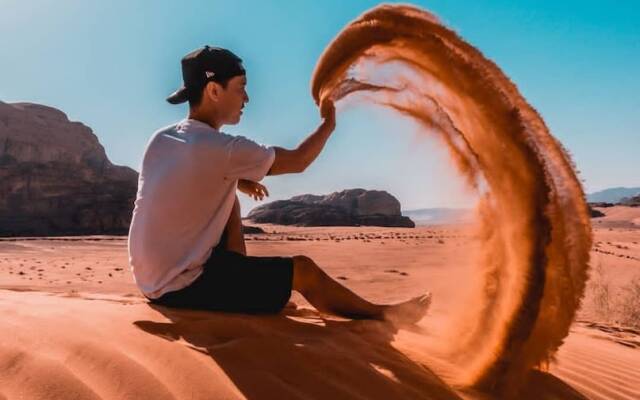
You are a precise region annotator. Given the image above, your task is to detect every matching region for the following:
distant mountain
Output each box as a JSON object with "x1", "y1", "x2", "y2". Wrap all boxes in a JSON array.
[
  {"x1": 0, "y1": 101, "x2": 138, "y2": 236},
  {"x1": 587, "y1": 187, "x2": 640, "y2": 203},
  {"x1": 402, "y1": 208, "x2": 473, "y2": 225}
]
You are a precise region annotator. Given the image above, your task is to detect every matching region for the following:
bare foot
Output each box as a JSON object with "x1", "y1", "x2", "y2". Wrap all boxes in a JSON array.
[
  {"x1": 284, "y1": 301, "x2": 298, "y2": 310},
  {"x1": 382, "y1": 292, "x2": 432, "y2": 326}
]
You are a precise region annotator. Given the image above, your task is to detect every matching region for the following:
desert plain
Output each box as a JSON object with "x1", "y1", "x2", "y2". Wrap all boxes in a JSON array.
[{"x1": 0, "y1": 206, "x2": 638, "y2": 400}]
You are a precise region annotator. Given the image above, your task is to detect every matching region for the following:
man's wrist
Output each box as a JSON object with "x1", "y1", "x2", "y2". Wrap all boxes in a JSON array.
[{"x1": 321, "y1": 118, "x2": 336, "y2": 133}]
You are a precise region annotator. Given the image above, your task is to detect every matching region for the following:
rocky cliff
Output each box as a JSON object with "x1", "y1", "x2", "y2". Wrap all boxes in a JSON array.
[
  {"x1": 0, "y1": 101, "x2": 138, "y2": 236},
  {"x1": 246, "y1": 189, "x2": 415, "y2": 227},
  {"x1": 620, "y1": 195, "x2": 640, "y2": 207}
]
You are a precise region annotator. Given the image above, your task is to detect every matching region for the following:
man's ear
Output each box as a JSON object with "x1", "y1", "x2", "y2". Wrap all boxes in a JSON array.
[{"x1": 204, "y1": 82, "x2": 221, "y2": 103}]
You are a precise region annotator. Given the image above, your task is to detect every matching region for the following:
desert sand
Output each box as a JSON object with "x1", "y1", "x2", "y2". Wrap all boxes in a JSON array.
[{"x1": 0, "y1": 207, "x2": 638, "y2": 399}]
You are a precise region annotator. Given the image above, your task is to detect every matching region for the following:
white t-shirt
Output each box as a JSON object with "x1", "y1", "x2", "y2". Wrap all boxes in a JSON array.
[{"x1": 128, "y1": 119, "x2": 276, "y2": 299}]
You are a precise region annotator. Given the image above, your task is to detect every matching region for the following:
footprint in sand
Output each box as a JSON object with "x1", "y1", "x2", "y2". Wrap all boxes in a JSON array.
[{"x1": 384, "y1": 269, "x2": 409, "y2": 276}]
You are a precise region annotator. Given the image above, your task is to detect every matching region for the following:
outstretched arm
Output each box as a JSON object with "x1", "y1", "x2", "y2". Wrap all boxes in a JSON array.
[{"x1": 268, "y1": 99, "x2": 336, "y2": 175}]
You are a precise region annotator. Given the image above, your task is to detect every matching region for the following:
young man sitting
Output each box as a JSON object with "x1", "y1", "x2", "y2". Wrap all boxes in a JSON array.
[{"x1": 128, "y1": 46, "x2": 430, "y2": 323}]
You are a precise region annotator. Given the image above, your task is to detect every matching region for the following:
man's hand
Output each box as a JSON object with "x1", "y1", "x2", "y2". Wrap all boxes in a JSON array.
[
  {"x1": 320, "y1": 98, "x2": 336, "y2": 131},
  {"x1": 237, "y1": 179, "x2": 269, "y2": 201}
]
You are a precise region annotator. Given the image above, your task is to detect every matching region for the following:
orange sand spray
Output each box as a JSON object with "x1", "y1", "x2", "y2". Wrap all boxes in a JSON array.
[{"x1": 312, "y1": 4, "x2": 592, "y2": 394}]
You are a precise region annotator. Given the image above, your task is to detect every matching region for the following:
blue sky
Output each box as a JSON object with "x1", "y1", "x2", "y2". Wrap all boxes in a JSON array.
[{"x1": 1, "y1": 0, "x2": 638, "y2": 215}]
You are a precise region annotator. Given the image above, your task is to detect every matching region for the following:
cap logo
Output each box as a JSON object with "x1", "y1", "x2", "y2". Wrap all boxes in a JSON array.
[{"x1": 205, "y1": 71, "x2": 215, "y2": 78}]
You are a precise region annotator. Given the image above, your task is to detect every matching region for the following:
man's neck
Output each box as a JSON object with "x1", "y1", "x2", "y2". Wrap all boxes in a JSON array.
[{"x1": 188, "y1": 108, "x2": 222, "y2": 131}]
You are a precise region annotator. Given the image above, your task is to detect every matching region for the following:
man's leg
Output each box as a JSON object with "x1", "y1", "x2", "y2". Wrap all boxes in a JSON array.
[
  {"x1": 291, "y1": 255, "x2": 431, "y2": 322},
  {"x1": 222, "y1": 196, "x2": 430, "y2": 322}
]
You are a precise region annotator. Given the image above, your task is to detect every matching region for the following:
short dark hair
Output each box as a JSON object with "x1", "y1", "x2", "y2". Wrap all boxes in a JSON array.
[{"x1": 187, "y1": 78, "x2": 233, "y2": 108}]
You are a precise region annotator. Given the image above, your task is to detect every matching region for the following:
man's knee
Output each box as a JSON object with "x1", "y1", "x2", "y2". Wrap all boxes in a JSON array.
[{"x1": 292, "y1": 255, "x2": 321, "y2": 293}]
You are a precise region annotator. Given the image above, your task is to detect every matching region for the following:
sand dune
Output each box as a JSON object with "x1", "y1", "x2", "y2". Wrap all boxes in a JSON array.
[
  {"x1": 551, "y1": 325, "x2": 640, "y2": 400},
  {"x1": 593, "y1": 206, "x2": 640, "y2": 229},
  {"x1": 1, "y1": 224, "x2": 638, "y2": 399},
  {"x1": 2, "y1": 289, "x2": 637, "y2": 400},
  {"x1": 0, "y1": 288, "x2": 465, "y2": 400}
]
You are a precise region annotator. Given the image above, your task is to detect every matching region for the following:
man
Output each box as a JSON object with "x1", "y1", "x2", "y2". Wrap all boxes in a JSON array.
[{"x1": 128, "y1": 45, "x2": 430, "y2": 323}]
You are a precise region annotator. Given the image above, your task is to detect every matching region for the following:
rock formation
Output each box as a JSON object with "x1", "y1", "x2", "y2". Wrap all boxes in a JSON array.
[
  {"x1": 620, "y1": 195, "x2": 640, "y2": 207},
  {"x1": 589, "y1": 207, "x2": 605, "y2": 218},
  {"x1": 242, "y1": 225, "x2": 265, "y2": 234},
  {"x1": 246, "y1": 189, "x2": 415, "y2": 227},
  {"x1": 0, "y1": 101, "x2": 138, "y2": 236}
]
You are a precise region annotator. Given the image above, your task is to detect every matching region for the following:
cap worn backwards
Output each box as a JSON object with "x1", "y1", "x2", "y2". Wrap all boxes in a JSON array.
[{"x1": 166, "y1": 45, "x2": 246, "y2": 105}]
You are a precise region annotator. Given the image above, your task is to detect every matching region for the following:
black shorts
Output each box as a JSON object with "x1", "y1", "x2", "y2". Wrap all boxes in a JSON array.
[{"x1": 149, "y1": 246, "x2": 294, "y2": 314}]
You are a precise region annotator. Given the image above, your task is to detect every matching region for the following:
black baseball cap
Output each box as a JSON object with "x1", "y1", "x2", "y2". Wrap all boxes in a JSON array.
[{"x1": 166, "y1": 45, "x2": 246, "y2": 104}]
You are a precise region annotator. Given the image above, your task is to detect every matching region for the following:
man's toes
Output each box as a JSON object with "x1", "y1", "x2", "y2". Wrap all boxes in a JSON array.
[{"x1": 417, "y1": 293, "x2": 431, "y2": 304}]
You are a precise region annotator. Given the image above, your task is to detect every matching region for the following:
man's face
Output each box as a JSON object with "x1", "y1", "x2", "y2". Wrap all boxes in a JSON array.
[{"x1": 215, "y1": 75, "x2": 249, "y2": 125}]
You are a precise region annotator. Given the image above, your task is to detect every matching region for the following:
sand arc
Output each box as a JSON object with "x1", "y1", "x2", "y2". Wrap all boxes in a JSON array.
[{"x1": 312, "y1": 4, "x2": 592, "y2": 394}]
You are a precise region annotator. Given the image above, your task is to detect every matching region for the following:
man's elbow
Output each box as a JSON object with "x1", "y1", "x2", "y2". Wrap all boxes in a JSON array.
[
  {"x1": 270, "y1": 147, "x2": 310, "y2": 175},
  {"x1": 294, "y1": 158, "x2": 309, "y2": 173},
  {"x1": 294, "y1": 153, "x2": 314, "y2": 173},
  {"x1": 286, "y1": 148, "x2": 310, "y2": 173}
]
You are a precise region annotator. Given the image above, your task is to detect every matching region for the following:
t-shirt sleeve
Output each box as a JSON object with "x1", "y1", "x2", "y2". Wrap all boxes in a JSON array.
[{"x1": 225, "y1": 135, "x2": 276, "y2": 182}]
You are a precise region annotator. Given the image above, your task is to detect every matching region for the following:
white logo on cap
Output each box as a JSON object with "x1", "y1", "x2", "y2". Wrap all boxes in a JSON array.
[{"x1": 205, "y1": 71, "x2": 215, "y2": 78}]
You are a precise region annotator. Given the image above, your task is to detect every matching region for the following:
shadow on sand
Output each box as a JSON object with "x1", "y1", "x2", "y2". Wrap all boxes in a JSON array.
[{"x1": 134, "y1": 304, "x2": 587, "y2": 400}]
